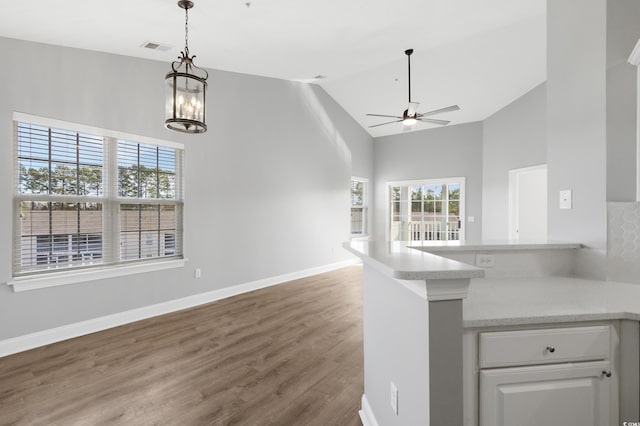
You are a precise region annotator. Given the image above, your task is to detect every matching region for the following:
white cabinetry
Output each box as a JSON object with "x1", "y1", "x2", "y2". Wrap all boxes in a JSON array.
[
  {"x1": 469, "y1": 324, "x2": 617, "y2": 426},
  {"x1": 480, "y1": 361, "x2": 610, "y2": 425}
]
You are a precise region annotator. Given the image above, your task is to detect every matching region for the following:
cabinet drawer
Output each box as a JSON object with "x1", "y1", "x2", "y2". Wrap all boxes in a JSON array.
[{"x1": 479, "y1": 325, "x2": 610, "y2": 368}]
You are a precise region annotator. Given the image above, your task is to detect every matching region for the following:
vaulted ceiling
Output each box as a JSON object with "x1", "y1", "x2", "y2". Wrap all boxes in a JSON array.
[{"x1": 0, "y1": 0, "x2": 546, "y2": 137}]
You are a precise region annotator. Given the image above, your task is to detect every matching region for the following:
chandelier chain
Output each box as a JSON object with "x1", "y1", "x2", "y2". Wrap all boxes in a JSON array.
[{"x1": 184, "y1": 6, "x2": 189, "y2": 52}]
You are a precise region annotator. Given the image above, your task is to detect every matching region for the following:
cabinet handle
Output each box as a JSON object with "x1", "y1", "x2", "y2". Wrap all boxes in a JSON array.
[
  {"x1": 602, "y1": 370, "x2": 612, "y2": 378},
  {"x1": 545, "y1": 346, "x2": 556, "y2": 353}
]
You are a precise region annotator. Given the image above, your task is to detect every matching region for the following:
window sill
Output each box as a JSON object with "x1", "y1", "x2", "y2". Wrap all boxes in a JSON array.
[{"x1": 6, "y1": 259, "x2": 187, "y2": 292}]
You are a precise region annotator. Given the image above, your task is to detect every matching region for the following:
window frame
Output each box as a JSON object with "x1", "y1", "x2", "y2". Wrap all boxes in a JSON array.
[
  {"x1": 350, "y1": 176, "x2": 369, "y2": 237},
  {"x1": 8, "y1": 112, "x2": 186, "y2": 292},
  {"x1": 386, "y1": 177, "x2": 466, "y2": 242}
]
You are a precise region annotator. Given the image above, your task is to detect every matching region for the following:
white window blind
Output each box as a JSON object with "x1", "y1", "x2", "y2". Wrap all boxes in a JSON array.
[{"x1": 14, "y1": 118, "x2": 184, "y2": 278}]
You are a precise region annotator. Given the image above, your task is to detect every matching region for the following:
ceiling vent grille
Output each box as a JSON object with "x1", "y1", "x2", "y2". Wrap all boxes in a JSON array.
[{"x1": 140, "y1": 41, "x2": 171, "y2": 51}]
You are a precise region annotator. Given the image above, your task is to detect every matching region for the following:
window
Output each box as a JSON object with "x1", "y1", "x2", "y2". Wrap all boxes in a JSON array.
[
  {"x1": 350, "y1": 177, "x2": 368, "y2": 236},
  {"x1": 13, "y1": 114, "x2": 184, "y2": 280},
  {"x1": 388, "y1": 178, "x2": 465, "y2": 241}
]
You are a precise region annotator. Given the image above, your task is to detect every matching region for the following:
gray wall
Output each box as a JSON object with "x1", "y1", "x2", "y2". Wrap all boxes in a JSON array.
[
  {"x1": 0, "y1": 37, "x2": 373, "y2": 340},
  {"x1": 482, "y1": 83, "x2": 547, "y2": 240},
  {"x1": 372, "y1": 122, "x2": 483, "y2": 241},
  {"x1": 547, "y1": 0, "x2": 639, "y2": 279},
  {"x1": 606, "y1": 0, "x2": 639, "y2": 202},
  {"x1": 547, "y1": 0, "x2": 608, "y2": 278},
  {"x1": 362, "y1": 267, "x2": 430, "y2": 426}
]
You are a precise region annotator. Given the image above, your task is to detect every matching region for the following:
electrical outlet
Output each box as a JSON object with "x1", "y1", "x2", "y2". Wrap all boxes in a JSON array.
[
  {"x1": 390, "y1": 382, "x2": 398, "y2": 415},
  {"x1": 194, "y1": 268, "x2": 202, "y2": 278},
  {"x1": 475, "y1": 254, "x2": 495, "y2": 268}
]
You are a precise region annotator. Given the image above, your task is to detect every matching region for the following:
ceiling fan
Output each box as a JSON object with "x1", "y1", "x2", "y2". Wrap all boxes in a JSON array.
[{"x1": 367, "y1": 49, "x2": 460, "y2": 129}]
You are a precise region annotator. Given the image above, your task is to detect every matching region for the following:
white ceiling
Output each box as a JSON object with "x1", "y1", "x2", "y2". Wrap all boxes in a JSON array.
[{"x1": 0, "y1": 0, "x2": 546, "y2": 138}]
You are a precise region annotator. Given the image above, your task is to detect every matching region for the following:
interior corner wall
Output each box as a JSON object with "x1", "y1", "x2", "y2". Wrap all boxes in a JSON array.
[
  {"x1": 482, "y1": 83, "x2": 547, "y2": 240},
  {"x1": 547, "y1": 0, "x2": 639, "y2": 280},
  {"x1": 371, "y1": 122, "x2": 483, "y2": 242},
  {"x1": 606, "y1": 0, "x2": 640, "y2": 202},
  {"x1": 0, "y1": 37, "x2": 373, "y2": 341},
  {"x1": 547, "y1": 0, "x2": 608, "y2": 278}
]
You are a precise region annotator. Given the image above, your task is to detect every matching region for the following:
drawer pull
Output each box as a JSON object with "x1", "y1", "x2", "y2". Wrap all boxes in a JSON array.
[
  {"x1": 545, "y1": 346, "x2": 556, "y2": 353},
  {"x1": 602, "y1": 370, "x2": 612, "y2": 378}
]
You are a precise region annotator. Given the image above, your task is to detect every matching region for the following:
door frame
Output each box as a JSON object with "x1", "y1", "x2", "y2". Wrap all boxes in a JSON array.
[{"x1": 508, "y1": 164, "x2": 547, "y2": 240}]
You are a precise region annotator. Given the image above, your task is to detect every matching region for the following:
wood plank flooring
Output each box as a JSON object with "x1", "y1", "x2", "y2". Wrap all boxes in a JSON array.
[{"x1": 0, "y1": 265, "x2": 364, "y2": 426}]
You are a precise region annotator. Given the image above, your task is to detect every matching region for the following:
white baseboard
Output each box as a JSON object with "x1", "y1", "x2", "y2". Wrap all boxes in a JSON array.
[
  {"x1": 359, "y1": 394, "x2": 379, "y2": 426},
  {"x1": 0, "y1": 259, "x2": 360, "y2": 358}
]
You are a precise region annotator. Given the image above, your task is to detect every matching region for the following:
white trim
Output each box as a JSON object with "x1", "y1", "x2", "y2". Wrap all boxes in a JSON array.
[
  {"x1": 358, "y1": 394, "x2": 380, "y2": 426},
  {"x1": 629, "y1": 39, "x2": 640, "y2": 200},
  {"x1": 508, "y1": 164, "x2": 547, "y2": 241},
  {"x1": 0, "y1": 259, "x2": 359, "y2": 358},
  {"x1": 350, "y1": 176, "x2": 370, "y2": 237},
  {"x1": 628, "y1": 38, "x2": 640, "y2": 66},
  {"x1": 351, "y1": 176, "x2": 369, "y2": 184},
  {"x1": 424, "y1": 278, "x2": 471, "y2": 301},
  {"x1": 508, "y1": 164, "x2": 547, "y2": 240},
  {"x1": 386, "y1": 176, "x2": 466, "y2": 187},
  {"x1": 13, "y1": 112, "x2": 183, "y2": 149},
  {"x1": 7, "y1": 259, "x2": 188, "y2": 292},
  {"x1": 397, "y1": 278, "x2": 471, "y2": 301},
  {"x1": 397, "y1": 278, "x2": 428, "y2": 299}
]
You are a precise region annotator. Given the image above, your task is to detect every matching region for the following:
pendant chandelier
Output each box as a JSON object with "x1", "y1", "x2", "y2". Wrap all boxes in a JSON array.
[{"x1": 165, "y1": 0, "x2": 208, "y2": 134}]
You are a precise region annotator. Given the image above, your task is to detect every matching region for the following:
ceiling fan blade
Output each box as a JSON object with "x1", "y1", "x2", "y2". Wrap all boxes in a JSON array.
[
  {"x1": 369, "y1": 119, "x2": 403, "y2": 128},
  {"x1": 418, "y1": 105, "x2": 460, "y2": 117},
  {"x1": 418, "y1": 118, "x2": 450, "y2": 125},
  {"x1": 407, "y1": 102, "x2": 420, "y2": 117},
  {"x1": 366, "y1": 113, "x2": 403, "y2": 119}
]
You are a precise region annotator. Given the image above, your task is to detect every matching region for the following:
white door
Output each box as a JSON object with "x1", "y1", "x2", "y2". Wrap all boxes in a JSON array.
[
  {"x1": 480, "y1": 361, "x2": 611, "y2": 426},
  {"x1": 509, "y1": 165, "x2": 547, "y2": 240}
]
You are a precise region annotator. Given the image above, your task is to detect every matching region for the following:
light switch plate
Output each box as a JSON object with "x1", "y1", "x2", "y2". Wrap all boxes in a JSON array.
[{"x1": 559, "y1": 190, "x2": 572, "y2": 209}]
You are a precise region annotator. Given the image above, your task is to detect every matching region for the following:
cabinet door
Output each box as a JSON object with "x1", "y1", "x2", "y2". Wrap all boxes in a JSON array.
[{"x1": 480, "y1": 361, "x2": 610, "y2": 426}]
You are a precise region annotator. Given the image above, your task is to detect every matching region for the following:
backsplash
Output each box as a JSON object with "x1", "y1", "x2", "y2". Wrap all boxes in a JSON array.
[
  {"x1": 427, "y1": 249, "x2": 577, "y2": 279},
  {"x1": 608, "y1": 202, "x2": 640, "y2": 284}
]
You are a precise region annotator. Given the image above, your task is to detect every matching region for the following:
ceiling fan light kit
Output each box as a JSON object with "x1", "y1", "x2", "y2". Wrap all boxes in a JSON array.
[
  {"x1": 402, "y1": 115, "x2": 417, "y2": 126},
  {"x1": 165, "y1": 0, "x2": 209, "y2": 134},
  {"x1": 367, "y1": 48, "x2": 460, "y2": 130}
]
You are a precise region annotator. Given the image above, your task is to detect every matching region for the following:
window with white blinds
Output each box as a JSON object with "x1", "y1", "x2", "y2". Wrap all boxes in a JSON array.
[{"x1": 13, "y1": 117, "x2": 184, "y2": 278}]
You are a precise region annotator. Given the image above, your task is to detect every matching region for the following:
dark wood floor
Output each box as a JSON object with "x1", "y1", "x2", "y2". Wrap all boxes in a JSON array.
[{"x1": 0, "y1": 266, "x2": 364, "y2": 426}]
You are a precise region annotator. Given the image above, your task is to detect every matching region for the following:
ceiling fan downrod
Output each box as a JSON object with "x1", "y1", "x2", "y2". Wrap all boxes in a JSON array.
[{"x1": 406, "y1": 48, "x2": 413, "y2": 103}]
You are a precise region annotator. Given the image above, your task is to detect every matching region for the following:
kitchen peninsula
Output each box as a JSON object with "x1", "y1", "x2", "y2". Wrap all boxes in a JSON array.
[
  {"x1": 344, "y1": 240, "x2": 485, "y2": 426},
  {"x1": 345, "y1": 240, "x2": 640, "y2": 426}
]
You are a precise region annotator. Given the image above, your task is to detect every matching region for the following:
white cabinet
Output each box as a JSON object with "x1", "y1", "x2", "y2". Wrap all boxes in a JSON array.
[
  {"x1": 467, "y1": 324, "x2": 618, "y2": 426},
  {"x1": 480, "y1": 361, "x2": 611, "y2": 426}
]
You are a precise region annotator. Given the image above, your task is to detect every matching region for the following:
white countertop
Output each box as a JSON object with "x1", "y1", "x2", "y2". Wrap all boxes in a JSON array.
[
  {"x1": 343, "y1": 240, "x2": 485, "y2": 280},
  {"x1": 409, "y1": 239, "x2": 581, "y2": 252},
  {"x1": 464, "y1": 276, "x2": 640, "y2": 328},
  {"x1": 343, "y1": 240, "x2": 639, "y2": 328}
]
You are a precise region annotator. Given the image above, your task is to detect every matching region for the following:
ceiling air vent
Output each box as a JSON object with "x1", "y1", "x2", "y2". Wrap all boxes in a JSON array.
[{"x1": 140, "y1": 41, "x2": 171, "y2": 52}]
